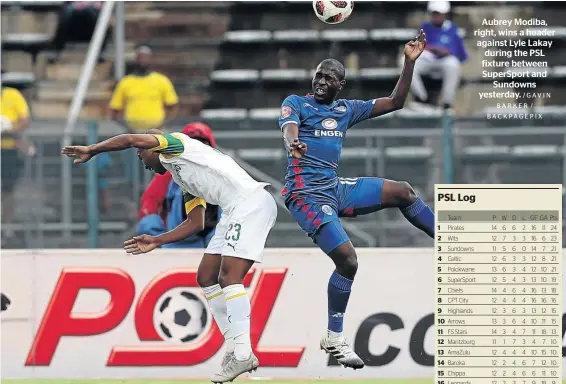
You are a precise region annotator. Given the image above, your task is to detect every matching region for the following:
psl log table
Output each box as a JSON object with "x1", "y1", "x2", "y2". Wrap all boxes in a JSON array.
[{"x1": 434, "y1": 185, "x2": 562, "y2": 384}]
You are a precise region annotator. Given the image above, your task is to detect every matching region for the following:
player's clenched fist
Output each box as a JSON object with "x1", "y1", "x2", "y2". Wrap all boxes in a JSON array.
[
  {"x1": 290, "y1": 138, "x2": 307, "y2": 158},
  {"x1": 404, "y1": 29, "x2": 427, "y2": 62}
]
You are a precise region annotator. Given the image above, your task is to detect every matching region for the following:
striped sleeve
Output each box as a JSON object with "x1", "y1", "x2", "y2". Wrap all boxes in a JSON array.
[
  {"x1": 183, "y1": 190, "x2": 206, "y2": 214},
  {"x1": 150, "y1": 134, "x2": 184, "y2": 155}
]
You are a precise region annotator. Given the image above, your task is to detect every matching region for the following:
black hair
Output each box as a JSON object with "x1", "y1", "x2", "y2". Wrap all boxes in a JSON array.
[{"x1": 319, "y1": 58, "x2": 346, "y2": 81}]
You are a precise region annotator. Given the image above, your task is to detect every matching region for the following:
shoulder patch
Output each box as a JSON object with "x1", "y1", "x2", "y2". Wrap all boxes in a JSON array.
[{"x1": 281, "y1": 106, "x2": 292, "y2": 119}]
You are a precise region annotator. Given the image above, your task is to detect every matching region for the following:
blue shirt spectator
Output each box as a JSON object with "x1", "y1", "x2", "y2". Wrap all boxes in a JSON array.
[
  {"x1": 420, "y1": 20, "x2": 467, "y2": 62},
  {"x1": 408, "y1": 1, "x2": 467, "y2": 110}
]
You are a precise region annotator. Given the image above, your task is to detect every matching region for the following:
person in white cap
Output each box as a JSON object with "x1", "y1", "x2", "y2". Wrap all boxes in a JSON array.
[{"x1": 409, "y1": 1, "x2": 467, "y2": 111}]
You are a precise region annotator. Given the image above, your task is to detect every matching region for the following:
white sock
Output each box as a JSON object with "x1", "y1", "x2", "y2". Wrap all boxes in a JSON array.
[
  {"x1": 202, "y1": 284, "x2": 234, "y2": 353},
  {"x1": 328, "y1": 329, "x2": 343, "y2": 339},
  {"x1": 223, "y1": 284, "x2": 252, "y2": 361}
]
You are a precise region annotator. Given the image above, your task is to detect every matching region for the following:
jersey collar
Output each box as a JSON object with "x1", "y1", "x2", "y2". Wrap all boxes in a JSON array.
[{"x1": 306, "y1": 93, "x2": 338, "y2": 109}]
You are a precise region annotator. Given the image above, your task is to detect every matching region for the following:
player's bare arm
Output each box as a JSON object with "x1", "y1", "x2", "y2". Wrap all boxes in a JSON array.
[
  {"x1": 283, "y1": 123, "x2": 307, "y2": 158},
  {"x1": 124, "y1": 206, "x2": 205, "y2": 255},
  {"x1": 61, "y1": 134, "x2": 160, "y2": 163},
  {"x1": 370, "y1": 29, "x2": 427, "y2": 118}
]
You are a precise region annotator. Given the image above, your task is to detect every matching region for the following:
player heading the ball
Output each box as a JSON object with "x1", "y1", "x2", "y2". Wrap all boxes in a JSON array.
[
  {"x1": 279, "y1": 30, "x2": 433, "y2": 370},
  {"x1": 62, "y1": 129, "x2": 277, "y2": 383}
]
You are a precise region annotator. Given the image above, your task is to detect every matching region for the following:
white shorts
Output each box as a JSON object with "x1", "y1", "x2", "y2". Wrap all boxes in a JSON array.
[{"x1": 205, "y1": 187, "x2": 277, "y2": 262}]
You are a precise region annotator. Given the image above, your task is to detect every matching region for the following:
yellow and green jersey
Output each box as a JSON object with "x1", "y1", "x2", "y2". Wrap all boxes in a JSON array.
[
  {"x1": 149, "y1": 132, "x2": 269, "y2": 212},
  {"x1": 183, "y1": 190, "x2": 206, "y2": 214}
]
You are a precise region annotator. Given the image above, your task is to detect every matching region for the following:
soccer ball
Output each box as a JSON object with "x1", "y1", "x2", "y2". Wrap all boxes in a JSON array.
[
  {"x1": 313, "y1": 0, "x2": 354, "y2": 24},
  {"x1": 153, "y1": 288, "x2": 209, "y2": 343}
]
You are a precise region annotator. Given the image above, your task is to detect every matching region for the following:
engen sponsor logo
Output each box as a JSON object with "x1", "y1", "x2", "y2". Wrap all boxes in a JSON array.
[
  {"x1": 315, "y1": 118, "x2": 343, "y2": 137},
  {"x1": 315, "y1": 130, "x2": 343, "y2": 137},
  {"x1": 321, "y1": 119, "x2": 338, "y2": 130},
  {"x1": 25, "y1": 267, "x2": 304, "y2": 367}
]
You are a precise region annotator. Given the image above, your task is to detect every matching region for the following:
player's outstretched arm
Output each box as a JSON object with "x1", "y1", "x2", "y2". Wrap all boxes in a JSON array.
[
  {"x1": 61, "y1": 134, "x2": 160, "y2": 164},
  {"x1": 370, "y1": 29, "x2": 427, "y2": 118},
  {"x1": 124, "y1": 207, "x2": 205, "y2": 254}
]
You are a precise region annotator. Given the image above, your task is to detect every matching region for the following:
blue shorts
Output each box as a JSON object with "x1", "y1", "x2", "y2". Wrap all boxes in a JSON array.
[{"x1": 286, "y1": 177, "x2": 384, "y2": 255}]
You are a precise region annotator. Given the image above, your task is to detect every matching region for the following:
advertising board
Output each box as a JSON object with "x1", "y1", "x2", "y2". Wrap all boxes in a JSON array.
[{"x1": 3, "y1": 248, "x2": 554, "y2": 379}]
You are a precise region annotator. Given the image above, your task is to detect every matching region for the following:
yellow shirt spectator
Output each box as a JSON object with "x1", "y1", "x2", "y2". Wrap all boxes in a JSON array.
[
  {"x1": 109, "y1": 72, "x2": 179, "y2": 131},
  {"x1": 1, "y1": 87, "x2": 30, "y2": 149}
]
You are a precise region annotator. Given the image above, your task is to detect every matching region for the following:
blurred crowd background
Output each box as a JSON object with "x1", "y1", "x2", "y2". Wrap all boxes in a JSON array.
[{"x1": 1, "y1": 0, "x2": 566, "y2": 250}]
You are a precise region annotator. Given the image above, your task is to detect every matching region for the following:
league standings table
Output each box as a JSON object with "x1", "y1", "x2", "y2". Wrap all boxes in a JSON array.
[{"x1": 434, "y1": 185, "x2": 563, "y2": 384}]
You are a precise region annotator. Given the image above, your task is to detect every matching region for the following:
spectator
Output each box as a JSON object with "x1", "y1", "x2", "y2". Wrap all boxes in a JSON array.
[
  {"x1": 137, "y1": 122, "x2": 220, "y2": 248},
  {"x1": 1, "y1": 81, "x2": 33, "y2": 239},
  {"x1": 109, "y1": 46, "x2": 179, "y2": 183},
  {"x1": 49, "y1": 1, "x2": 110, "y2": 64},
  {"x1": 409, "y1": 1, "x2": 467, "y2": 110},
  {"x1": 109, "y1": 46, "x2": 179, "y2": 131}
]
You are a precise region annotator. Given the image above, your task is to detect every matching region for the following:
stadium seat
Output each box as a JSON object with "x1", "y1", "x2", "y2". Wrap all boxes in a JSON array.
[
  {"x1": 237, "y1": 148, "x2": 285, "y2": 160},
  {"x1": 553, "y1": 66, "x2": 566, "y2": 78},
  {"x1": 2, "y1": 33, "x2": 51, "y2": 63},
  {"x1": 272, "y1": 29, "x2": 320, "y2": 42},
  {"x1": 369, "y1": 28, "x2": 417, "y2": 41},
  {"x1": 534, "y1": 105, "x2": 566, "y2": 116},
  {"x1": 511, "y1": 145, "x2": 561, "y2": 160},
  {"x1": 396, "y1": 108, "x2": 444, "y2": 118},
  {"x1": 200, "y1": 108, "x2": 248, "y2": 120},
  {"x1": 1, "y1": 1, "x2": 62, "y2": 12},
  {"x1": 341, "y1": 147, "x2": 382, "y2": 159},
  {"x1": 369, "y1": 27, "x2": 466, "y2": 42},
  {"x1": 320, "y1": 29, "x2": 368, "y2": 42},
  {"x1": 460, "y1": 146, "x2": 511, "y2": 162},
  {"x1": 359, "y1": 67, "x2": 401, "y2": 80},
  {"x1": 386, "y1": 146, "x2": 433, "y2": 161},
  {"x1": 249, "y1": 108, "x2": 281, "y2": 120},
  {"x1": 1, "y1": 72, "x2": 36, "y2": 89},
  {"x1": 223, "y1": 30, "x2": 271, "y2": 43},
  {"x1": 210, "y1": 69, "x2": 259, "y2": 82},
  {"x1": 261, "y1": 69, "x2": 308, "y2": 82}
]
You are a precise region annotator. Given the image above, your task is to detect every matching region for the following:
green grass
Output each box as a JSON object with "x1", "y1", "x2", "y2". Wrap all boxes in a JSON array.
[{"x1": 1, "y1": 380, "x2": 432, "y2": 384}]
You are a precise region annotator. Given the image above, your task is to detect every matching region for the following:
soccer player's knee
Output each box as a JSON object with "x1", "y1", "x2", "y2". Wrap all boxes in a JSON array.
[
  {"x1": 338, "y1": 253, "x2": 358, "y2": 278},
  {"x1": 197, "y1": 265, "x2": 219, "y2": 288},
  {"x1": 217, "y1": 266, "x2": 236, "y2": 288},
  {"x1": 396, "y1": 181, "x2": 417, "y2": 205}
]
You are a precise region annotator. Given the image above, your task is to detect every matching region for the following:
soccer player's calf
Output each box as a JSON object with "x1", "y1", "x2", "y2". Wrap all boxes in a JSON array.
[
  {"x1": 379, "y1": 179, "x2": 435, "y2": 237},
  {"x1": 197, "y1": 255, "x2": 255, "y2": 366},
  {"x1": 317, "y1": 178, "x2": 434, "y2": 368}
]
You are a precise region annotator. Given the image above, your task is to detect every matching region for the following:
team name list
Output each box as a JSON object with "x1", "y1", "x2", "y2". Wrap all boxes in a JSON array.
[{"x1": 434, "y1": 184, "x2": 563, "y2": 384}]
